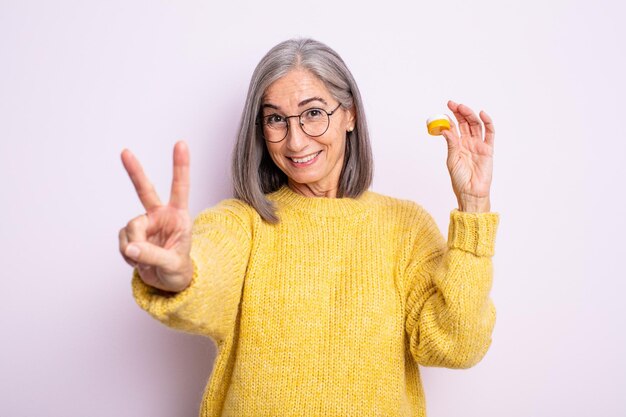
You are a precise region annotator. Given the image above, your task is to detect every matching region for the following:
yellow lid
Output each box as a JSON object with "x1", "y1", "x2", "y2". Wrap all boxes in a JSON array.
[{"x1": 426, "y1": 114, "x2": 451, "y2": 136}]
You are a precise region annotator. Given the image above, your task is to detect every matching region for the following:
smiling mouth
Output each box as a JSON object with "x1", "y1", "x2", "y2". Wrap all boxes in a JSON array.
[{"x1": 288, "y1": 151, "x2": 322, "y2": 164}]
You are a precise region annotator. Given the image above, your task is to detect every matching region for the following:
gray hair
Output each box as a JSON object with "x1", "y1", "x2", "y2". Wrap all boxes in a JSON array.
[{"x1": 232, "y1": 38, "x2": 373, "y2": 223}]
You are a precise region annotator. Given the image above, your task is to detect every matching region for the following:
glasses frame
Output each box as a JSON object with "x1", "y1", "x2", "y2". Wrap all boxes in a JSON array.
[{"x1": 257, "y1": 102, "x2": 343, "y2": 143}]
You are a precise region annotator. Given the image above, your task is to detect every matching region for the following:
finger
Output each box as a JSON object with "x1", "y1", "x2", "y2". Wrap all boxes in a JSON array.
[
  {"x1": 480, "y1": 110, "x2": 495, "y2": 147},
  {"x1": 169, "y1": 141, "x2": 190, "y2": 210},
  {"x1": 125, "y1": 213, "x2": 150, "y2": 242},
  {"x1": 119, "y1": 227, "x2": 137, "y2": 268},
  {"x1": 138, "y1": 264, "x2": 151, "y2": 271},
  {"x1": 447, "y1": 100, "x2": 471, "y2": 137},
  {"x1": 124, "y1": 241, "x2": 180, "y2": 271},
  {"x1": 121, "y1": 149, "x2": 162, "y2": 211},
  {"x1": 456, "y1": 103, "x2": 483, "y2": 139}
]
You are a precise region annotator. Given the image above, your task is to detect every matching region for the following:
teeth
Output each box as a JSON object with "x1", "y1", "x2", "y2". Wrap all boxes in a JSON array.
[{"x1": 291, "y1": 151, "x2": 320, "y2": 163}]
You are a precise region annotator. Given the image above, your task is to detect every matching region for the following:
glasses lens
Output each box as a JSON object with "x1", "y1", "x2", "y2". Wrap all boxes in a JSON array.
[
  {"x1": 262, "y1": 115, "x2": 287, "y2": 142},
  {"x1": 301, "y1": 108, "x2": 329, "y2": 137}
]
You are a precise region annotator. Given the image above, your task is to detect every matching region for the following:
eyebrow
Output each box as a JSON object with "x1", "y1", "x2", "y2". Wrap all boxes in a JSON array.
[
  {"x1": 261, "y1": 96, "x2": 328, "y2": 111},
  {"x1": 298, "y1": 97, "x2": 328, "y2": 107}
]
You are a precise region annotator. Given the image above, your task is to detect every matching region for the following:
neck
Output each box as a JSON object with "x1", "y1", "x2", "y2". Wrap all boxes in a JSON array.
[{"x1": 287, "y1": 180, "x2": 338, "y2": 198}]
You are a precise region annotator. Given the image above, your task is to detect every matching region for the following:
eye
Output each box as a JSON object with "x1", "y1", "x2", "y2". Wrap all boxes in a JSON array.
[
  {"x1": 302, "y1": 108, "x2": 325, "y2": 121},
  {"x1": 265, "y1": 114, "x2": 285, "y2": 126}
]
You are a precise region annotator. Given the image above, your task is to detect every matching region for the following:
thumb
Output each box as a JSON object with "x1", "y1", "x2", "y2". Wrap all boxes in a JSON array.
[
  {"x1": 125, "y1": 242, "x2": 180, "y2": 271},
  {"x1": 440, "y1": 128, "x2": 458, "y2": 153}
]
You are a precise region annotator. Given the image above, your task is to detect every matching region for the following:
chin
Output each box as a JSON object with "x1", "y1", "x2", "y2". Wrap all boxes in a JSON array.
[{"x1": 287, "y1": 172, "x2": 323, "y2": 185}]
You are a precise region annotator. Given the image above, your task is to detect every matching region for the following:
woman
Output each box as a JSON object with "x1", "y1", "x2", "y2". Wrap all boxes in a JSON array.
[{"x1": 119, "y1": 38, "x2": 499, "y2": 416}]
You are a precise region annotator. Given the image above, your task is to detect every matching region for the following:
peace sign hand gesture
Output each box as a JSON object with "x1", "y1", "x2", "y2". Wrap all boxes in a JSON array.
[
  {"x1": 441, "y1": 100, "x2": 495, "y2": 213},
  {"x1": 119, "y1": 141, "x2": 194, "y2": 292}
]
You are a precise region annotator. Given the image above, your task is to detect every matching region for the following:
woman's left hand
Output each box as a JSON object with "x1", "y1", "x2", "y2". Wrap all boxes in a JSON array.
[{"x1": 441, "y1": 100, "x2": 495, "y2": 213}]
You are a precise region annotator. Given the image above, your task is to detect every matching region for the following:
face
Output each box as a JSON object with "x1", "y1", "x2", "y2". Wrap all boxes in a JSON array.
[{"x1": 261, "y1": 68, "x2": 356, "y2": 197}]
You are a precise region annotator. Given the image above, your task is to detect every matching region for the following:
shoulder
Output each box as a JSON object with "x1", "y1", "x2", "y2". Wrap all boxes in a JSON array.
[
  {"x1": 363, "y1": 190, "x2": 432, "y2": 225},
  {"x1": 362, "y1": 191, "x2": 445, "y2": 255},
  {"x1": 193, "y1": 198, "x2": 259, "y2": 238}
]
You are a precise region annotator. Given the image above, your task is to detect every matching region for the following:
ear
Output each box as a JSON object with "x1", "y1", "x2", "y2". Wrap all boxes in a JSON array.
[{"x1": 345, "y1": 106, "x2": 357, "y2": 132}]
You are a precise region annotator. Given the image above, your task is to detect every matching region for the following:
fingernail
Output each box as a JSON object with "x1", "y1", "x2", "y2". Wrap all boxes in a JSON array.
[{"x1": 126, "y1": 244, "x2": 140, "y2": 259}]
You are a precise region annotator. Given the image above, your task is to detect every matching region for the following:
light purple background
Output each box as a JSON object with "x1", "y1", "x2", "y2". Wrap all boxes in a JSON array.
[{"x1": 1, "y1": 1, "x2": 624, "y2": 416}]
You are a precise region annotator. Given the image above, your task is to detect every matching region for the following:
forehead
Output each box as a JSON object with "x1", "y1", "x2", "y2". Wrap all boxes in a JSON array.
[{"x1": 262, "y1": 69, "x2": 331, "y2": 106}]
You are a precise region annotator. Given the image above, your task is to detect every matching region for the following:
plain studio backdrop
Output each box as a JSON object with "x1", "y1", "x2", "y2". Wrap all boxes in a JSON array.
[{"x1": 1, "y1": 0, "x2": 624, "y2": 416}]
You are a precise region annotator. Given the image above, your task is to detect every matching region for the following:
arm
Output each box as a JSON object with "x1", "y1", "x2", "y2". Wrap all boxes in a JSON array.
[
  {"x1": 404, "y1": 208, "x2": 500, "y2": 369},
  {"x1": 131, "y1": 200, "x2": 253, "y2": 347}
]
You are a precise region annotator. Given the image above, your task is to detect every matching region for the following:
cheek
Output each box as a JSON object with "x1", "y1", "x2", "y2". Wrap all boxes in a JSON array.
[
  {"x1": 326, "y1": 130, "x2": 347, "y2": 159},
  {"x1": 266, "y1": 145, "x2": 286, "y2": 167}
]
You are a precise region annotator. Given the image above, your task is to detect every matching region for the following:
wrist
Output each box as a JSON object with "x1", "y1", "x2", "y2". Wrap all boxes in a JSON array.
[{"x1": 458, "y1": 195, "x2": 491, "y2": 213}]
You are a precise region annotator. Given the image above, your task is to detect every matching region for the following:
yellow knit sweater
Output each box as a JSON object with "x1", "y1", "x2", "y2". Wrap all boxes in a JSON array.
[{"x1": 132, "y1": 186, "x2": 500, "y2": 417}]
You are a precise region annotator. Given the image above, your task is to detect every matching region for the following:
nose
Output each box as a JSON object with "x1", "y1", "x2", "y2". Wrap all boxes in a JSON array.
[{"x1": 285, "y1": 119, "x2": 309, "y2": 152}]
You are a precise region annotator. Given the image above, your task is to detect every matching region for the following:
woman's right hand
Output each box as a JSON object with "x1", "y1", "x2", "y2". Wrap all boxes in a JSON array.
[{"x1": 119, "y1": 141, "x2": 194, "y2": 292}]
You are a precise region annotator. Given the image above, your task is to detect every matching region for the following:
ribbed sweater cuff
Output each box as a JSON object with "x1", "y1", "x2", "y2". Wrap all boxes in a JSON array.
[{"x1": 447, "y1": 209, "x2": 500, "y2": 257}]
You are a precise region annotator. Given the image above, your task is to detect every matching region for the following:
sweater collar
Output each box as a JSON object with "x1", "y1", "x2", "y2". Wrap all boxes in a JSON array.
[{"x1": 268, "y1": 185, "x2": 375, "y2": 218}]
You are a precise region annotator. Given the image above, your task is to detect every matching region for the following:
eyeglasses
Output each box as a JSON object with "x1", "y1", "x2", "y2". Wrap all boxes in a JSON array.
[{"x1": 258, "y1": 102, "x2": 342, "y2": 143}]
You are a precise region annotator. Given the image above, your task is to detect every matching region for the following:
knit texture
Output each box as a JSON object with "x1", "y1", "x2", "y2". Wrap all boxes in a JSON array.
[{"x1": 131, "y1": 186, "x2": 500, "y2": 416}]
